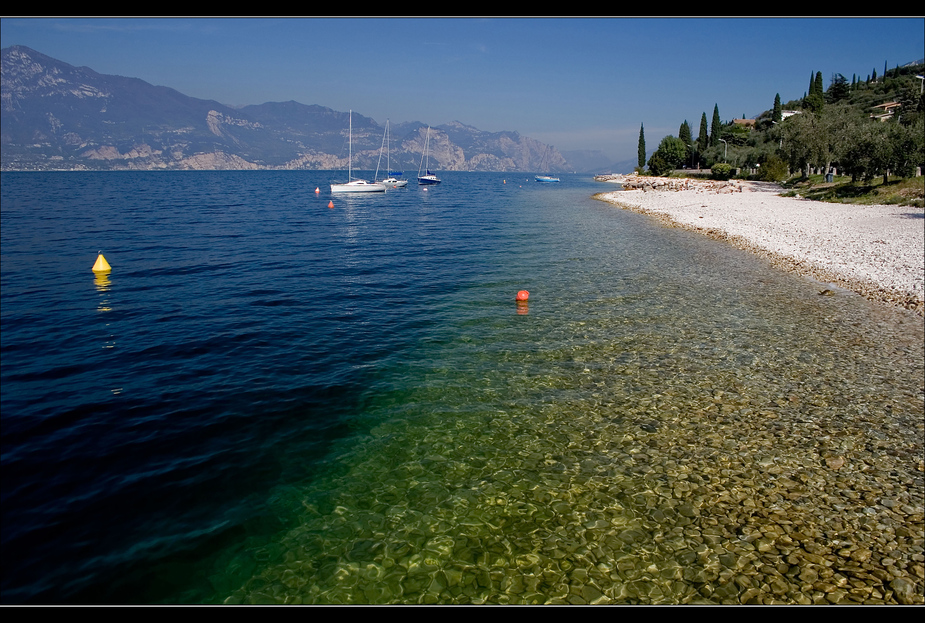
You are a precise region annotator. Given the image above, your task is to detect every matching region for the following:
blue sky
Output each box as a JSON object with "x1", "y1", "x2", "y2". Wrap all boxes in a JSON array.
[{"x1": 2, "y1": 17, "x2": 924, "y2": 163}]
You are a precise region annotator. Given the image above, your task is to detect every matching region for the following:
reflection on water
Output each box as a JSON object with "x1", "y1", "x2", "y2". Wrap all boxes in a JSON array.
[{"x1": 94, "y1": 270, "x2": 112, "y2": 313}]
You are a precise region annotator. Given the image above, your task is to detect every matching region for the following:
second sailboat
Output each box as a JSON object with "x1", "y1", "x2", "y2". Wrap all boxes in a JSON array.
[{"x1": 417, "y1": 126, "x2": 441, "y2": 185}]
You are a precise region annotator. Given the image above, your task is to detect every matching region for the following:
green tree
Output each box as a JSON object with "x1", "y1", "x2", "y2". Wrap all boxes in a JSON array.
[
  {"x1": 820, "y1": 104, "x2": 861, "y2": 175},
  {"x1": 806, "y1": 71, "x2": 825, "y2": 113},
  {"x1": 697, "y1": 113, "x2": 709, "y2": 155},
  {"x1": 827, "y1": 73, "x2": 849, "y2": 102},
  {"x1": 646, "y1": 152, "x2": 670, "y2": 177},
  {"x1": 841, "y1": 121, "x2": 894, "y2": 183},
  {"x1": 888, "y1": 117, "x2": 925, "y2": 180},
  {"x1": 710, "y1": 104, "x2": 721, "y2": 147},
  {"x1": 637, "y1": 123, "x2": 646, "y2": 169},
  {"x1": 647, "y1": 135, "x2": 687, "y2": 175},
  {"x1": 678, "y1": 120, "x2": 693, "y2": 166},
  {"x1": 781, "y1": 111, "x2": 825, "y2": 178},
  {"x1": 772, "y1": 93, "x2": 782, "y2": 123}
]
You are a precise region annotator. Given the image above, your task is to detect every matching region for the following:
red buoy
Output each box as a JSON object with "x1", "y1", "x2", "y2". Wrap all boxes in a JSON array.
[
  {"x1": 328, "y1": 200, "x2": 335, "y2": 208},
  {"x1": 516, "y1": 290, "x2": 529, "y2": 301}
]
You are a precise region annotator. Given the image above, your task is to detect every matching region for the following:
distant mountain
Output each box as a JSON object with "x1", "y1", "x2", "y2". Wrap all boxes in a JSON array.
[
  {"x1": 1, "y1": 46, "x2": 579, "y2": 172},
  {"x1": 559, "y1": 149, "x2": 637, "y2": 174}
]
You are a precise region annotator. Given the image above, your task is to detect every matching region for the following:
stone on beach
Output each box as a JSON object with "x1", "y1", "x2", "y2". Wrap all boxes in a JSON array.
[{"x1": 595, "y1": 178, "x2": 924, "y2": 315}]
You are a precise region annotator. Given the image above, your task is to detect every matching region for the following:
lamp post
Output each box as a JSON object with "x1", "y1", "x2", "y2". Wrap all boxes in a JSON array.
[{"x1": 719, "y1": 139, "x2": 728, "y2": 163}]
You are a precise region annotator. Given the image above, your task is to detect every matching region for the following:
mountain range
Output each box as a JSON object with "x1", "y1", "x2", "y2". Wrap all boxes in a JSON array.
[{"x1": 1, "y1": 45, "x2": 618, "y2": 173}]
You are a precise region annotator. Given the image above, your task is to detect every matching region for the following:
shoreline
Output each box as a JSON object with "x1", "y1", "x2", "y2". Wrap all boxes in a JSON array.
[{"x1": 593, "y1": 178, "x2": 924, "y2": 316}]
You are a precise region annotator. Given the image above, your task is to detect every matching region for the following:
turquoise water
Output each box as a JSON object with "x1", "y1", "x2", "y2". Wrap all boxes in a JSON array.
[{"x1": 2, "y1": 171, "x2": 922, "y2": 604}]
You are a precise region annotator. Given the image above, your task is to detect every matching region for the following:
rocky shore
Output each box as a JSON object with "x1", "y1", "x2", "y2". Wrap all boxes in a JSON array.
[{"x1": 594, "y1": 176, "x2": 924, "y2": 315}]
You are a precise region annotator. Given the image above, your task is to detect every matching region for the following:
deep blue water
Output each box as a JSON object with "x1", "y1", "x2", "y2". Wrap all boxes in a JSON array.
[{"x1": 2, "y1": 171, "x2": 922, "y2": 604}]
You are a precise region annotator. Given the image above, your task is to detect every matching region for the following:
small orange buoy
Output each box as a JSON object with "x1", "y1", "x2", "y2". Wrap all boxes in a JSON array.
[
  {"x1": 516, "y1": 290, "x2": 529, "y2": 301},
  {"x1": 328, "y1": 200, "x2": 335, "y2": 208},
  {"x1": 315, "y1": 187, "x2": 320, "y2": 194}
]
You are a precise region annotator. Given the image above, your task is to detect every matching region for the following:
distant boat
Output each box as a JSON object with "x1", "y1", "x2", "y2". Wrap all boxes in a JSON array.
[
  {"x1": 331, "y1": 110, "x2": 386, "y2": 193},
  {"x1": 417, "y1": 126, "x2": 441, "y2": 185},
  {"x1": 535, "y1": 146, "x2": 560, "y2": 183},
  {"x1": 375, "y1": 120, "x2": 408, "y2": 188}
]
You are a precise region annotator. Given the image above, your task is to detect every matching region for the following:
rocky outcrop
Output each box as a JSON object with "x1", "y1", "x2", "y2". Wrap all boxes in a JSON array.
[{"x1": 177, "y1": 151, "x2": 260, "y2": 170}]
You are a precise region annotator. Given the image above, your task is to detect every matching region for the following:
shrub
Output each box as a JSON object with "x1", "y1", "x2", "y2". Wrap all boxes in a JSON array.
[
  {"x1": 711, "y1": 163, "x2": 733, "y2": 180},
  {"x1": 647, "y1": 152, "x2": 672, "y2": 177},
  {"x1": 759, "y1": 155, "x2": 789, "y2": 182}
]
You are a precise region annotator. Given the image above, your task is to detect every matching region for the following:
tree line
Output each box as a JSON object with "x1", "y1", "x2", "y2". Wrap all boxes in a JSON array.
[{"x1": 637, "y1": 61, "x2": 925, "y2": 182}]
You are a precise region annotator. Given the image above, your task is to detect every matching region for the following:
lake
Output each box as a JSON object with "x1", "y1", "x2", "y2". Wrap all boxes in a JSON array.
[{"x1": 1, "y1": 171, "x2": 922, "y2": 604}]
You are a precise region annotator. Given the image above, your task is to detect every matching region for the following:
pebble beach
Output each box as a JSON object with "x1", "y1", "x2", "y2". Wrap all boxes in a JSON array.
[
  {"x1": 567, "y1": 176, "x2": 924, "y2": 605},
  {"x1": 594, "y1": 176, "x2": 924, "y2": 315}
]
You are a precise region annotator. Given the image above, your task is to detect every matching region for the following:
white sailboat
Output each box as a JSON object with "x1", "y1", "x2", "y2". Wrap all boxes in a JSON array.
[
  {"x1": 417, "y1": 126, "x2": 441, "y2": 185},
  {"x1": 375, "y1": 120, "x2": 408, "y2": 188},
  {"x1": 535, "y1": 146, "x2": 560, "y2": 183},
  {"x1": 331, "y1": 110, "x2": 386, "y2": 193}
]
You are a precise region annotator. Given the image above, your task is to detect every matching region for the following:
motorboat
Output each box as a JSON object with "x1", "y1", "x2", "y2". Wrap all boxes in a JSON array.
[{"x1": 380, "y1": 177, "x2": 408, "y2": 188}]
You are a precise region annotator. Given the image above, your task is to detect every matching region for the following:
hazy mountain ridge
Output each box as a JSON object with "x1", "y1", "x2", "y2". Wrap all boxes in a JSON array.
[{"x1": 1, "y1": 46, "x2": 591, "y2": 172}]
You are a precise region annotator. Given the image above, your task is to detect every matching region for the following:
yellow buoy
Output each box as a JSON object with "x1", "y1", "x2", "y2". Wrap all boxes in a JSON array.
[{"x1": 92, "y1": 251, "x2": 111, "y2": 272}]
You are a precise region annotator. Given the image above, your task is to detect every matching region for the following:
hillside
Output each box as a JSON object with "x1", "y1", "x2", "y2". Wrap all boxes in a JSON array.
[
  {"x1": 642, "y1": 58, "x2": 925, "y2": 185},
  {"x1": 1, "y1": 45, "x2": 575, "y2": 173}
]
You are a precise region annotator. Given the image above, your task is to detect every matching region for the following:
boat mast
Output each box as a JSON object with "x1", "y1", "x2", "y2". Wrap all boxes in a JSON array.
[{"x1": 418, "y1": 126, "x2": 428, "y2": 176}]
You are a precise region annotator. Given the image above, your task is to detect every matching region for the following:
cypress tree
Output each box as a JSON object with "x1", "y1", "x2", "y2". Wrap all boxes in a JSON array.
[
  {"x1": 773, "y1": 93, "x2": 782, "y2": 123},
  {"x1": 679, "y1": 120, "x2": 693, "y2": 167},
  {"x1": 679, "y1": 120, "x2": 692, "y2": 146},
  {"x1": 806, "y1": 71, "x2": 824, "y2": 113},
  {"x1": 697, "y1": 113, "x2": 709, "y2": 153},
  {"x1": 710, "y1": 104, "x2": 721, "y2": 147},
  {"x1": 637, "y1": 123, "x2": 646, "y2": 169}
]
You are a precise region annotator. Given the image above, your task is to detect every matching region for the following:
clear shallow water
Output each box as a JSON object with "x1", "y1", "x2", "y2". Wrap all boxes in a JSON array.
[{"x1": 2, "y1": 172, "x2": 922, "y2": 604}]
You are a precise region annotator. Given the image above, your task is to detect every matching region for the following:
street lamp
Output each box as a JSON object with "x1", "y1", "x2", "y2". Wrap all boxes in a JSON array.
[{"x1": 719, "y1": 138, "x2": 727, "y2": 163}]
